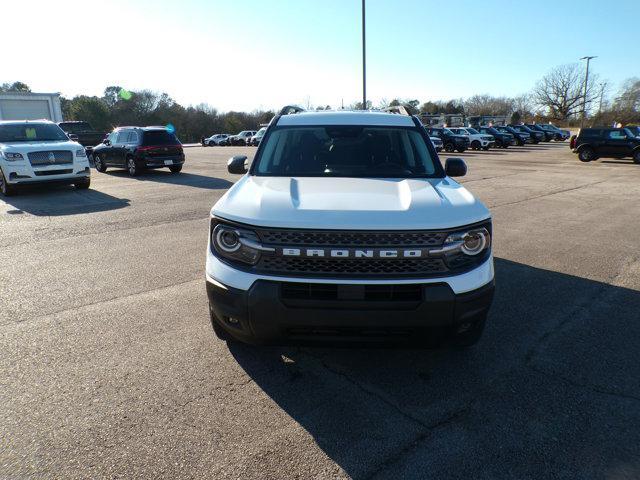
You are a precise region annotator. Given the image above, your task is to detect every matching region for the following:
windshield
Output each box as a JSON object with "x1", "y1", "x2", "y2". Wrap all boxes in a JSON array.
[
  {"x1": 253, "y1": 125, "x2": 441, "y2": 178},
  {"x1": 0, "y1": 123, "x2": 69, "y2": 143},
  {"x1": 256, "y1": 128, "x2": 267, "y2": 137},
  {"x1": 466, "y1": 128, "x2": 479, "y2": 134}
]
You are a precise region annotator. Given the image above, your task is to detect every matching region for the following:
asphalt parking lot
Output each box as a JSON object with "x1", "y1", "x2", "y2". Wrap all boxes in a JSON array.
[{"x1": 2, "y1": 142, "x2": 640, "y2": 479}]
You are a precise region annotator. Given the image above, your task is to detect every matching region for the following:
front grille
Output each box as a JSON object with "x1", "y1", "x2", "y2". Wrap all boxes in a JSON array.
[
  {"x1": 28, "y1": 150, "x2": 73, "y2": 166},
  {"x1": 258, "y1": 256, "x2": 448, "y2": 277},
  {"x1": 257, "y1": 229, "x2": 447, "y2": 247},
  {"x1": 34, "y1": 169, "x2": 73, "y2": 176},
  {"x1": 281, "y1": 282, "x2": 422, "y2": 302}
]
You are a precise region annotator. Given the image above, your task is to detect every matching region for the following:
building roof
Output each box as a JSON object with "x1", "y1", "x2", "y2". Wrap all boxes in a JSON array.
[{"x1": 277, "y1": 110, "x2": 415, "y2": 127}]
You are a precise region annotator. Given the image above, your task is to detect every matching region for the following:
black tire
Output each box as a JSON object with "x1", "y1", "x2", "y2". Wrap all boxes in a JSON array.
[
  {"x1": 0, "y1": 170, "x2": 17, "y2": 196},
  {"x1": 209, "y1": 304, "x2": 234, "y2": 342},
  {"x1": 482, "y1": 146, "x2": 490, "y2": 151},
  {"x1": 578, "y1": 147, "x2": 595, "y2": 162},
  {"x1": 456, "y1": 148, "x2": 467, "y2": 153},
  {"x1": 471, "y1": 140, "x2": 480, "y2": 150},
  {"x1": 444, "y1": 142, "x2": 455, "y2": 153},
  {"x1": 74, "y1": 178, "x2": 91, "y2": 189},
  {"x1": 126, "y1": 157, "x2": 141, "y2": 177},
  {"x1": 169, "y1": 165, "x2": 182, "y2": 173},
  {"x1": 449, "y1": 315, "x2": 487, "y2": 348},
  {"x1": 633, "y1": 149, "x2": 640, "y2": 164},
  {"x1": 94, "y1": 154, "x2": 107, "y2": 173}
]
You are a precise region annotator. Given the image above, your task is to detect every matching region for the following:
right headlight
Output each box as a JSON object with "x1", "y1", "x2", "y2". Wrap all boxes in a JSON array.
[
  {"x1": 211, "y1": 221, "x2": 268, "y2": 266},
  {"x1": 2, "y1": 152, "x2": 24, "y2": 161}
]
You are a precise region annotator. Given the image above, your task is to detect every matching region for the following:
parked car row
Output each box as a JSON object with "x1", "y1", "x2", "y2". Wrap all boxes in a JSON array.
[{"x1": 423, "y1": 122, "x2": 569, "y2": 153}]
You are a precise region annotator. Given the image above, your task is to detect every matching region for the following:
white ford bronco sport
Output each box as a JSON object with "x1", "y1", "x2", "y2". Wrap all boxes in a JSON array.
[
  {"x1": 0, "y1": 120, "x2": 91, "y2": 196},
  {"x1": 206, "y1": 108, "x2": 494, "y2": 346}
]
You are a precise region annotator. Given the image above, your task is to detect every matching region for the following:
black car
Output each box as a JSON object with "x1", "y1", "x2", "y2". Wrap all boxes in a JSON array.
[
  {"x1": 92, "y1": 127, "x2": 185, "y2": 176},
  {"x1": 425, "y1": 127, "x2": 470, "y2": 153},
  {"x1": 508, "y1": 124, "x2": 545, "y2": 144},
  {"x1": 525, "y1": 124, "x2": 554, "y2": 142},
  {"x1": 493, "y1": 125, "x2": 530, "y2": 146},
  {"x1": 477, "y1": 126, "x2": 515, "y2": 148},
  {"x1": 572, "y1": 127, "x2": 640, "y2": 163},
  {"x1": 537, "y1": 124, "x2": 571, "y2": 141}
]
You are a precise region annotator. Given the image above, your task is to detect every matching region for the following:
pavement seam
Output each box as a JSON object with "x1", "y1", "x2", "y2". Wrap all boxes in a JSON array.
[
  {"x1": 0, "y1": 277, "x2": 203, "y2": 329},
  {"x1": 489, "y1": 178, "x2": 613, "y2": 208},
  {"x1": 300, "y1": 349, "x2": 475, "y2": 479}
]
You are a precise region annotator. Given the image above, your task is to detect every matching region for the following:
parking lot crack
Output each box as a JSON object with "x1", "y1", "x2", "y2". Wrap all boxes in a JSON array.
[{"x1": 490, "y1": 179, "x2": 612, "y2": 208}]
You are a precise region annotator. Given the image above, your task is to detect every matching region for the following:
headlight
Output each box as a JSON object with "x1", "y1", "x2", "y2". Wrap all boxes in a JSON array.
[
  {"x1": 2, "y1": 152, "x2": 24, "y2": 161},
  {"x1": 76, "y1": 149, "x2": 87, "y2": 158},
  {"x1": 443, "y1": 227, "x2": 491, "y2": 256},
  {"x1": 211, "y1": 222, "x2": 264, "y2": 265}
]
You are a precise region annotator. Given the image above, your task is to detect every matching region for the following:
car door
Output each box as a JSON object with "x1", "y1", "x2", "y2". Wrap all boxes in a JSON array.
[
  {"x1": 603, "y1": 129, "x2": 629, "y2": 157},
  {"x1": 100, "y1": 132, "x2": 117, "y2": 163},
  {"x1": 112, "y1": 130, "x2": 130, "y2": 166}
]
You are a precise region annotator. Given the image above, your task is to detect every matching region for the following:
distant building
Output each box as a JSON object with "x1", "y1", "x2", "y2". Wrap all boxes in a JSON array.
[{"x1": 0, "y1": 92, "x2": 63, "y2": 122}]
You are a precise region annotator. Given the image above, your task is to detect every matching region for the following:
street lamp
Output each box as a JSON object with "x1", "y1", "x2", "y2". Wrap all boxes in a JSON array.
[
  {"x1": 362, "y1": 0, "x2": 367, "y2": 110},
  {"x1": 580, "y1": 56, "x2": 597, "y2": 127}
]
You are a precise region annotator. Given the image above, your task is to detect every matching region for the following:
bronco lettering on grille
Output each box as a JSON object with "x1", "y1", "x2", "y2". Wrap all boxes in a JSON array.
[{"x1": 279, "y1": 248, "x2": 429, "y2": 259}]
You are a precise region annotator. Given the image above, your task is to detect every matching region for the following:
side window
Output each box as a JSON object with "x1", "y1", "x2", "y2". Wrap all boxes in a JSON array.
[
  {"x1": 127, "y1": 131, "x2": 139, "y2": 144},
  {"x1": 116, "y1": 130, "x2": 129, "y2": 144},
  {"x1": 608, "y1": 130, "x2": 625, "y2": 139}
]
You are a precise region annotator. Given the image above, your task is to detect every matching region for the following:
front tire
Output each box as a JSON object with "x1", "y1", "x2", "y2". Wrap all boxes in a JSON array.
[
  {"x1": 94, "y1": 155, "x2": 107, "y2": 173},
  {"x1": 633, "y1": 149, "x2": 640, "y2": 164},
  {"x1": 578, "y1": 147, "x2": 595, "y2": 162},
  {"x1": 444, "y1": 142, "x2": 455, "y2": 153},
  {"x1": 127, "y1": 157, "x2": 141, "y2": 176},
  {"x1": 0, "y1": 170, "x2": 17, "y2": 196},
  {"x1": 449, "y1": 315, "x2": 487, "y2": 348},
  {"x1": 169, "y1": 165, "x2": 182, "y2": 173},
  {"x1": 209, "y1": 304, "x2": 234, "y2": 342},
  {"x1": 471, "y1": 140, "x2": 480, "y2": 150},
  {"x1": 74, "y1": 178, "x2": 91, "y2": 189}
]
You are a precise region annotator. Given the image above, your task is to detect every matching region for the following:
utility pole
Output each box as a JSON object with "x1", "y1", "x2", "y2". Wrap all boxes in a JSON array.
[
  {"x1": 598, "y1": 82, "x2": 606, "y2": 114},
  {"x1": 361, "y1": 0, "x2": 367, "y2": 110},
  {"x1": 580, "y1": 56, "x2": 597, "y2": 127}
]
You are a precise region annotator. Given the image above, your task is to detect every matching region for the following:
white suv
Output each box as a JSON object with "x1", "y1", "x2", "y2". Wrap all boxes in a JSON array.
[
  {"x1": 0, "y1": 120, "x2": 90, "y2": 196},
  {"x1": 205, "y1": 110, "x2": 494, "y2": 347},
  {"x1": 448, "y1": 127, "x2": 495, "y2": 151}
]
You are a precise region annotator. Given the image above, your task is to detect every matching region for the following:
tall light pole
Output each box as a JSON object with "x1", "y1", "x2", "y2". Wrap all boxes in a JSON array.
[
  {"x1": 580, "y1": 56, "x2": 597, "y2": 127},
  {"x1": 361, "y1": 0, "x2": 367, "y2": 110}
]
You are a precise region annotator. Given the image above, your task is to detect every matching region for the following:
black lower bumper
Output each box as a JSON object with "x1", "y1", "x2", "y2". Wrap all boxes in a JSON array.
[{"x1": 206, "y1": 279, "x2": 495, "y2": 345}]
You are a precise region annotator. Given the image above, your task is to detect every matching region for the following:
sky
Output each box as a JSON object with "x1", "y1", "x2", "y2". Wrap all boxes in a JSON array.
[{"x1": 4, "y1": 0, "x2": 639, "y2": 112}]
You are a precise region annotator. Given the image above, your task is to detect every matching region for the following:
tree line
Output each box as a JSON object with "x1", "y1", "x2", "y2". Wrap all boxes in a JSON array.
[
  {"x1": 2, "y1": 63, "x2": 639, "y2": 141},
  {"x1": 372, "y1": 64, "x2": 639, "y2": 127}
]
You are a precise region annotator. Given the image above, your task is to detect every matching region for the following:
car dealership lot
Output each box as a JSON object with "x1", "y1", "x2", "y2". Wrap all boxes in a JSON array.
[{"x1": 2, "y1": 144, "x2": 640, "y2": 479}]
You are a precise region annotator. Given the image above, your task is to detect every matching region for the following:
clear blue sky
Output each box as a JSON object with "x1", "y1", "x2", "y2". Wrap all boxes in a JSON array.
[{"x1": 6, "y1": 0, "x2": 639, "y2": 111}]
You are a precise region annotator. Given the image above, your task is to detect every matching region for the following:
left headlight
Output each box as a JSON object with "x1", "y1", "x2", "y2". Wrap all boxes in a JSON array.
[
  {"x1": 2, "y1": 152, "x2": 24, "y2": 161},
  {"x1": 75, "y1": 149, "x2": 87, "y2": 158},
  {"x1": 211, "y1": 221, "x2": 266, "y2": 266}
]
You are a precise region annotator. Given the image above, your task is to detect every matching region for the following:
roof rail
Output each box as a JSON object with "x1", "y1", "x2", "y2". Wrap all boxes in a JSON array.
[
  {"x1": 279, "y1": 105, "x2": 305, "y2": 115},
  {"x1": 382, "y1": 105, "x2": 410, "y2": 116}
]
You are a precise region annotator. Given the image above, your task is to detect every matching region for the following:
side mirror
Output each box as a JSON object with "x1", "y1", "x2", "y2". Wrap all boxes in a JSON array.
[
  {"x1": 68, "y1": 133, "x2": 79, "y2": 141},
  {"x1": 445, "y1": 158, "x2": 467, "y2": 177},
  {"x1": 103, "y1": 139, "x2": 111, "y2": 146},
  {"x1": 227, "y1": 155, "x2": 248, "y2": 174}
]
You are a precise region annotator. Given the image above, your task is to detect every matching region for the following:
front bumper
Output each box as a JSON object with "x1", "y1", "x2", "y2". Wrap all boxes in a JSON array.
[
  {"x1": 3, "y1": 162, "x2": 90, "y2": 185},
  {"x1": 206, "y1": 276, "x2": 495, "y2": 344}
]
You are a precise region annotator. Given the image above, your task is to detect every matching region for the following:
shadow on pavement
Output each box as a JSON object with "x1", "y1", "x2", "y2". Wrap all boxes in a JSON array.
[
  {"x1": 227, "y1": 258, "x2": 640, "y2": 479},
  {"x1": 106, "y1": 169, "x2": 234, "y2": 190},
  {"x1": 1, "y1": 184, "x2": 130, "y2": 217}
]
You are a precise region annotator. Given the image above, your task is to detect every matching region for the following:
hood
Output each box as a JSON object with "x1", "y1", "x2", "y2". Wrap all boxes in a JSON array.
[
  {"x1": 212, "y1": 176, "x2": 490, "y2": 230},
  {"x1": 0, "y1": 140, "x2": 81, "y2": 153}
]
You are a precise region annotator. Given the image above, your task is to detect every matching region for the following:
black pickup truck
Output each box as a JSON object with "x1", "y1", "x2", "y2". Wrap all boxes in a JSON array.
[{"x1": 58, "y1": 121, "x2": 107, "y2": 157}]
